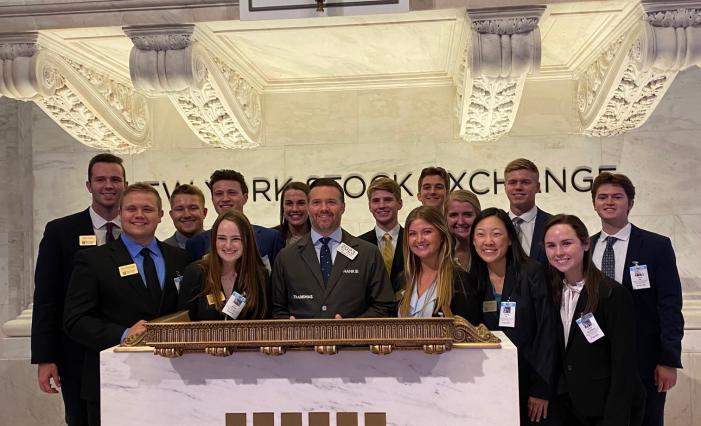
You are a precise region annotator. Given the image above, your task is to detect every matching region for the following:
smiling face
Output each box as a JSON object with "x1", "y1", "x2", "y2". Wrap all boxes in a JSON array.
[
  {"x1": 282, "y1": 188, "x2": 309, "y2": 227},
  {"x1": 407, "y1": 218, "x2": 443, "y2": 263},
  {"x1": 417, "y1": 175, "x2": 447, "y2": 208},
  {"x1": 86, "y1": 162, "x2": 126, "y2": 211},
  {"x1": 544, "y1": 223, "x2": 588, "y2": 283},
  {"x1": 593, "y1": 183, "x2": 633, "y2": 228},
  {"x1": 369, "y1": 189, "x2": 402, "y2": 231},
  {"x1": 446, "y1": 200, "x2": 477, "y2": 241},
  {"x1": 120, "y1": 191, "x2": 163, "y2": 245},
  {"x1": 211, "y1": 180, "x2": 248, "y2": 215},
  {"x1": 215, "y1": 219, "x2": 243, "y2": 267},
  {"x1": 505, "y1": 169, "x2": 539, "y2": 215},
  {"x1": 308, "y1": 185, "x2": 345, "y2": 236},
  {"x1": 169, "y1": 194, "x2": 207, "y2": 237},
  {"x1": 472, "y1": 216, "x2": 511, "y2": 267}
]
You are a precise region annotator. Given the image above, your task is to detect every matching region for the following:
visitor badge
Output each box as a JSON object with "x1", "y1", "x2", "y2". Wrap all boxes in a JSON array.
[
  {"x1": 629, "y1": 263, "x2": 651, "y2": 290},
  {"x1": 337, "y1": 242, "x2": 358, "y2": 260},
  {"x1": 79, "y1": 235, "x2": 97, "y2": 246},
  {"x1": 499, "y1": 301, "x2": 516, "y2": 328},
  {"x1": 576, "y1": 313, "x2": 605, "y2": 343},
  {"x1": 118, "y1": 263, "x2": 138, "y2": 277},
  {"x1": 222, "y1": 291, "x2": 246, "y2": 320},
  {"x1": 482, "y1": 300, "x2": 497, "y2": 313}
]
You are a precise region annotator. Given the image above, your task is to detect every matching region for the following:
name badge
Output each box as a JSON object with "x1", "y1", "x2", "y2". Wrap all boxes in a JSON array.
[
  {"x1": 222, "y1": 291, "x2": 247, "y2": 320},
  {"x1": 261, "y1": 255, "x2": 272, "y2": 275},
  {"x1": 499, "y1": 301, "x2": 516, "y2": 328},
  {"x1": 206, "y1": 292, "x2": 226, "y2": 305},
  {"x1": 337, "y1": 242, "x2": 358, "y2": 260},
  {"x1": 118, "y1": 263, "x2": 138, "y2": 277},
  {"x1": 482, "y1": 300, "x2": 497, "y2": 313},
  {"x1": 79, "y1": 235, "x2": 97, "y2": 246},
  {"x1": 629, "y1": 263, "x2": 651, "y2": 290},
  {"x1": 576, "y1": 313, "x2": 605, "y2": 343}
]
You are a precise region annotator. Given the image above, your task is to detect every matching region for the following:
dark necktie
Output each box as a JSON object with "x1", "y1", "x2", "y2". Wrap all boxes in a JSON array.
[
  {"x1": 140, "y1": 247, "x2": 162, "y2": 307},
  {"x1": 319, "y1": 237, "x2": 332, "y2": 287},
  {"x1": 512, "y1": 216, "x2": 524, "y2": 236},
  {"x1": 105, "y1": 222, "x2": 116, "y2": 243},
  {"x1": 601, "y1": 236, "x2": 617, "y2": 280}
]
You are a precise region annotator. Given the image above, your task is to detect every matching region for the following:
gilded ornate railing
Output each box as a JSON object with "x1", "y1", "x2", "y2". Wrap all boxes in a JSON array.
[{"x1": 122, "y1": 316, "x2": 501, "y2": 358}]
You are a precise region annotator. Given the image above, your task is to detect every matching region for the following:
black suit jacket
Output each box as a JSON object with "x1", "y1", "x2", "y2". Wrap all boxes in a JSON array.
[
  {"x1": 358, "y1": 227, "x2": 405, "y2": 292},
  {"x1": 591, "y1": 225, "x2": 684, "y2": 380},
  {"x1": 557, "y1": 279, "x2": 644, "y2": 424},
  {"x1": 31, "y1": 209, "x2": 94, "y2": 370},
  {"x1": 63, "y1": 237, "x2": 190, "y2": 401},
  {"x1": 530, "y1": 207, "x2": 552, "y2": 266}
]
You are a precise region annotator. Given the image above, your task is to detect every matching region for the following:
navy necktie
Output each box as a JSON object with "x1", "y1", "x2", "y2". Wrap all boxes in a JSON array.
[
  {"x1": 319, "y1": 237, "x2": 332, "y2": 287},
  {"x1": 105, "y1": 222, "x2": 116, "y2": 243},
  {"x1": 140, "y1": 247, "x2": 162, "y2": 307},
  {"x1": 601, "y1": 236, "x2": 617, "y2": 280}
]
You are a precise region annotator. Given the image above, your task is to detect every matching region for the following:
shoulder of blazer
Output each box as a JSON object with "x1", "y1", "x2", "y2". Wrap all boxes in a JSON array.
[
  {"x1": 536, "y1": 208, "x2": 552, "y2": 222},
  {"x1": 342, "y1": 229, "x2": 371, "y2": 250},
  {"x1": 630, "y1": 224, "x2": 670, "y2": 246},
  {"x1": 46, "y1": 208, "x2": 93, "y2": 234},
  {"x1": 158, "y1": 240, "x2": 190, "y2": 263},
  {"x1": 358, "y1": 229, "x2": 377, "y2": 244}
]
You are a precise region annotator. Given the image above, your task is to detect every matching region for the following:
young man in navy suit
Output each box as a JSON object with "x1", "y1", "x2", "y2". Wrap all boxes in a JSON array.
[
  {"x1": 504, "y1": 158, "x2": 552, "y2": 266},
  {"x1": 591, "y1": 172, "x2": 684, "y2": 426},
  {"x1": 64, "y1": 183, "x2": 190, "y2": 426},
  {"x1": 31, "y1": 153, "x2": 126, "y2": 426}
]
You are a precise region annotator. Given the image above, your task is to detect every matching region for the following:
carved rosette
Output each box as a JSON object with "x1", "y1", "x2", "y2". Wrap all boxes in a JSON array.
[
  {"x1": 125, "y1": 25, "x2": 262, "y2": 149},
  {"x1": 0, "y1": 33, "x2": 151, "y2": 153},
  {"x1": 456, "y1": 7, "x2": 545, "y2": 142},
  {"x1": 578, "y1": 3, "x2": 701, "y2": 136}
]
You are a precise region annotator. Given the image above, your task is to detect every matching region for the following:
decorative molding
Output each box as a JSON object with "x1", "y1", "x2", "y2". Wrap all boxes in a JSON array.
[
  {"x1": 0, "y1": 33, "x2": 151, "y2": 153},
  {"x1": 456, "y1": 6, "x2": 544, "y2": 142},
  {"x1": 578, "y1": 2, "x2": 701, "y2": 137},
  {"x1": 125, "y1": 24, "x2": 262, "y2": 149}
]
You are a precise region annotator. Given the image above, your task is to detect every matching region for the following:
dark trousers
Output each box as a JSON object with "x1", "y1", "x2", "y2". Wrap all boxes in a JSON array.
[
  {"x1": 58, "y1": 363, "x2": 88, "y2": 426},
  {"x1": 86, "y1": 401, "x2": 100, "y2": 426},
  {"x1": 641, "y1": 380, "x2": 667, "y2": 426}
]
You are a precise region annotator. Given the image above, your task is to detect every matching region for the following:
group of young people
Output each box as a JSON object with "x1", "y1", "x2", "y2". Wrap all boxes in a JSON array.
[{"x1": 31, "y1": 154, "x2": 682, "y2": 426}]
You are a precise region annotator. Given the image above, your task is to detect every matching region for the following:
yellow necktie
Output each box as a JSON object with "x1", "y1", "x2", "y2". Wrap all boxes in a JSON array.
[{"x1": 382, "y1": 233, "x2": 393, "y2": 274}]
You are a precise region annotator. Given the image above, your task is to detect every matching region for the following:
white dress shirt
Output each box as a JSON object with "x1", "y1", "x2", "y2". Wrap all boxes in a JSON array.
[
  {"x1": 88, "y1": 206, "x2": 121, "y2": 246},
  {"x1": 311, "y1": 227, "x2": 343, "y2": 263},
  {"x1": 509, "y1": 205, "x2": 538, "y2": 256},
  {"x1": 592, "y1": 223, "x2": 632, "y2": 284},
  {"x1": 560, "y1": 279, "x2": 585, "y2": 347}
]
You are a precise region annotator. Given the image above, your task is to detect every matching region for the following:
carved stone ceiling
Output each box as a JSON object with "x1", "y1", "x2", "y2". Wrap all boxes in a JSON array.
[{"x1": 1, "y1": 0, "x2": 699, "y2": 149}]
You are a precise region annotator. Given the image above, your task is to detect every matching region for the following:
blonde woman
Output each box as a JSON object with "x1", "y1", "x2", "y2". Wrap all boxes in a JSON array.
[{"x1": 445, "y1": 190, "x2": 481, "y2": 271}]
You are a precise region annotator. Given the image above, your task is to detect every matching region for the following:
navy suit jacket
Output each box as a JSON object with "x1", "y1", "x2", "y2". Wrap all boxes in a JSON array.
[
  {"x1": 186, "y1": 225, "x2": 283, "y2": 265},
  {"x1": 591, "y1": 224, "x2": 684, "y2": 380},
  {"x1": 31, "y1": 208, "x2": 94, "y2": 370},
  {"x1": 358, "y1": 226, "x2": 405, "y2": 292},
  {"x1": 530, "y1": 207, "x2": 552, "y2": 267}
]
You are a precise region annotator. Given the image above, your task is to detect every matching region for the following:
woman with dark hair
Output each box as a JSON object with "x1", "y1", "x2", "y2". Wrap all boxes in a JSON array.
[
  {"x1": 470, "y1": 207, "x2": 557, "y2": 425},
  {"x1": 273, "y1": 181, "x2": 311, "y2": 247},
  {"x1": 181, "y1": 210, "x2": 269, "y2": 320},
  {"x1": 445, "y1": 190, "x2": 481, "y2": 272},
  {"x1": 397, "y1": 206, "x2": 480, "y2": 324},
  {"x1": 543, "y1": 214, "x2": 644, "y2": 426}
]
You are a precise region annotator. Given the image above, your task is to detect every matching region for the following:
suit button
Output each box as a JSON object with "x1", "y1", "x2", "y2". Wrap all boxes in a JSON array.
[
  {"x1": 322, "y1": 305, "x2": 327, "y2": 311},
  {"x1": 567, "y1": 365, "x2": 573, "y2": 372}
]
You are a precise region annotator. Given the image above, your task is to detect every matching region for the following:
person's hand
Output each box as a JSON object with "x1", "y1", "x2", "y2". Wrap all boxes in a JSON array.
[
  {"x1": 289, "y1": 315, "x2": 296, "y2": 320},
  {"x1": 655, "y1": 365, "x2": 678, "y2": 392},
  {"x1": 126, "y1": 320, "x2": 147, "y2": 338},
  {"x1": 528, "y1": 396, "x2": 548, "y2": 422},
  {"x1": 334, "y1": 314, "x2": 343, "y2": 319},
  {"x1": 38, "y1": 363, "x2": 61, "y2": 394}
]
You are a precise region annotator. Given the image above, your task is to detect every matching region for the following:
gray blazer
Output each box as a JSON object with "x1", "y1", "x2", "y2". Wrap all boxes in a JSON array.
[{"x1": 272, "y1": 229, "x2": 395, "y2": 319}]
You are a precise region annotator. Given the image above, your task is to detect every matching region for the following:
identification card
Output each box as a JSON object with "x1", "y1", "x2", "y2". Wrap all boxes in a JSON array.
[
  {"x1": 261, "y1": 255, "x2": 271, "y2": 274},
  {"x1": 79, "y1": 235, "x2": 97, "y2": 246},
  {"x1": 206, "y1": 292, "x2": 226, "y2": 305},
  {"x1": 118, "y1": 263, "x2": 138, "y2": 277},
  {"x1": 499, "y1": 301, "x2": 516, "y2": 328},
  {"x1": 482, "y1": 300, "x2": 497, "y2": 313},
  {"x1": 337, "y1": 242, "x2": 358, "y2": 260},
  {"x1": 222, "y1": 291, "x2": 246, "y2": 320},
  {"x1": 576, "y1": 313, "x2": 605, "y2": 343},
  {"x1": 629, "y1": 264, "x2": 651, "y2": 290}
]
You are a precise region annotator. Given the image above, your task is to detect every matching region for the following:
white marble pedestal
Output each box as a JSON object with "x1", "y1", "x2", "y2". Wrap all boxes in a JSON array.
[{"x1": 101, "y1": 331, "x2": 518, "y2": 426}]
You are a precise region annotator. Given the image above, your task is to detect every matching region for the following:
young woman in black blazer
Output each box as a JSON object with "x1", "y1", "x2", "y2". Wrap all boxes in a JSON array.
[
  {"x1": 543, "y1": 214, "x2": 644, "y2": 426},
  {"x1": 397, "y1": 206, "x2": 481, "y2": 324},
  {"x1": 180, "y1": 210, "x2": 269, "y2": 321},
  {"x1": 470, "y1": 208, "x2": 557, "y2": 425}
]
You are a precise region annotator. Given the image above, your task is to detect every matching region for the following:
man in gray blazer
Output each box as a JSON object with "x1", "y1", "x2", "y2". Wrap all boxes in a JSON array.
[{"x1": 272, "y1": 178, "x2": 395, "y2": 319}]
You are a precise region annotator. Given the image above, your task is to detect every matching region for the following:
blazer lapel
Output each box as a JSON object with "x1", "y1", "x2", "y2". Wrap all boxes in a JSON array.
[
  {"x1": 391, "y1": 227, "x2": 404, "y2": 277},
  {"x1": 622, "y1": 225, "x2": 643, "y2": 290},
  {"x1": 324, "y1": 231, "x2": 354, "y2": 298},
  {"x1": 530, "y1": 209, "x2": 545, "y2": 260},
  {"x1": 78, "y1": 208, "x2": 95, "y2": 236},
  {"x1": 299, "y1": 236, "x2": 325, "y2": 291},
  {"x1": 565, "y1": 286, "x2": 589, "y2": 353},
  {"x1": 502, "y1": 264, "x2": 518, "y2": 301}
]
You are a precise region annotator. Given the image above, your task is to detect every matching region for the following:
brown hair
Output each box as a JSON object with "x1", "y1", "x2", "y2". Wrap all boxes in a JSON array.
[
  {"x1": 399, "y1": 206, "x2": 455, "y2": 317},
  {"x1": 88, "y1": 153, "x2": 125, "y2": 181},
  {"x1": 418, "y1": 166, "x2": 450, "y2": 191},
  {"x1": 208, "y1": 169, "x2": 248, "y2": 195},
  {"x1": 367, "y1": 177, "x2": 402, "y2": 201},
  {"x1": 504, "y1": 158, "x2": 540, "y2": 179},
  {"x1": 120, "y1": 182, "x2": 161, "y2": 210},
  {"x1": 278, "y1": 181, "x2": 311, "y2": 242},
  {"x1": 309, "y1": 177, "x2": 345, "y2": 204},
  {"x1": 591, "y1": 172, "x2": 636, "y2": 201},
  {"x1": 198, "y1": 210, "x2": 268, "y2": 319},
  {"x1": 169, "y1": 183, "x2": 206, "y2": 207}
]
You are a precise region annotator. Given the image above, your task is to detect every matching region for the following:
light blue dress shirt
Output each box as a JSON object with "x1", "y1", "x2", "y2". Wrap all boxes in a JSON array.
[{"x1": 310, "y1": 227, "x2": 343, "y2": 264}]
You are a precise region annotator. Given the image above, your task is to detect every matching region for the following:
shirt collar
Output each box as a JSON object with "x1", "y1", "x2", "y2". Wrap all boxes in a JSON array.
[
  {"x1": 311, "y1": 227, "x2": 343, "y2": 245},
  {"x1": 509, "y1": 205, "x2": 538, "y2": 223},
  {"x1": 120, "y1": 233, "x2": 160, "y2": 258},
  {"x1": 89, "y1": 206, "x2": 121, "y2": 229},
  {"x1": 174, "y1": 231, "x2": 189, "y2": 246},
  {"x1": 599, "y1": 222, "x2": 632, "y2": 243},
  {"x1": 374, "y1": 223, "x2": 400, "y2": 242}
]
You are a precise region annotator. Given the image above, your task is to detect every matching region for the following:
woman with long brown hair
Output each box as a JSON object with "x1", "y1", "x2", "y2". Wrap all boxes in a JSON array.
[
  {"x1": 273, "y1": 181, "x2": 311, "y2": 247},
  {"x1": 181, "y1": 210, "x2": 269, "y2": 320}
]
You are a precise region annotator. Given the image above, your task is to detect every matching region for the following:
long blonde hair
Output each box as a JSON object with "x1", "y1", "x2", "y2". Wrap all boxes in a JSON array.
[{"x1": 399, "y1": 206, "x2": 456, "y2": 317}]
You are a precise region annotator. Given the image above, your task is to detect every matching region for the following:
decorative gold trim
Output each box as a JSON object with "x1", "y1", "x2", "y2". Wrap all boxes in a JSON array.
[{"x1": 131, "y1": 316, "x2": 500, "y2": 358}]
